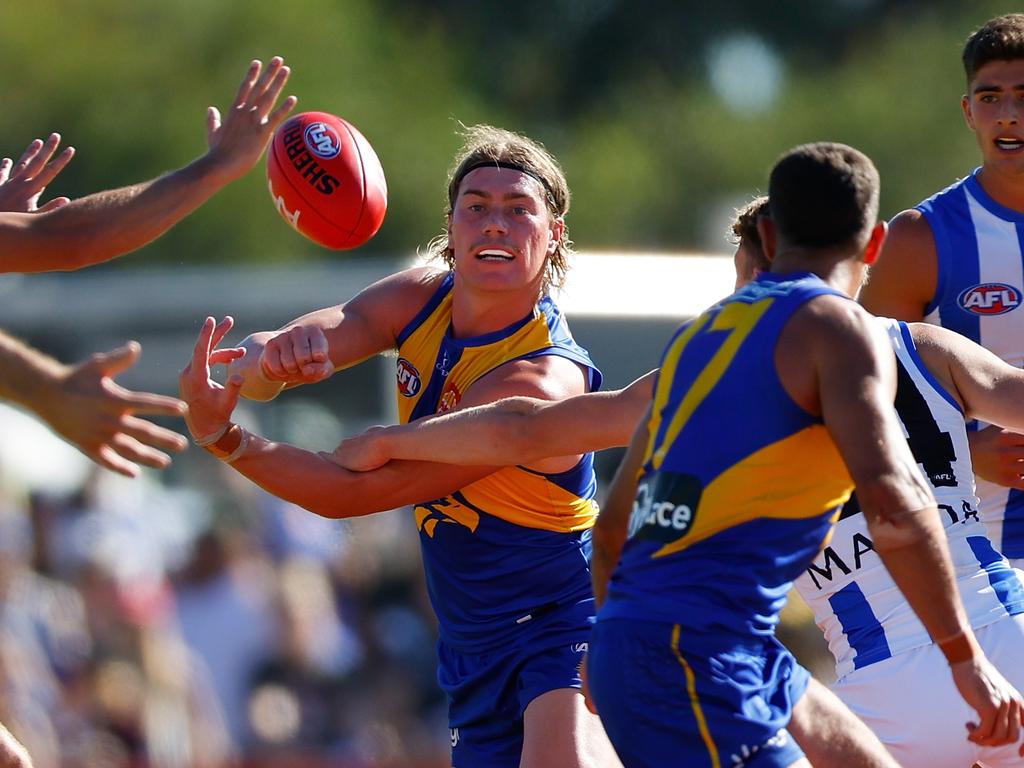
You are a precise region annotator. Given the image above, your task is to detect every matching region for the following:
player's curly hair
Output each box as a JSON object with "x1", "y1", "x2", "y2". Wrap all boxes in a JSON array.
[
  {"x1": 963, "y1": 14, "x2": 1024, "y2": 84},
  {"x1": 728, "y1": 195, "x2": 771, "y2": 274},
  {"x1": 426, "y1": 124, "x2": 574, "y2": 294}
]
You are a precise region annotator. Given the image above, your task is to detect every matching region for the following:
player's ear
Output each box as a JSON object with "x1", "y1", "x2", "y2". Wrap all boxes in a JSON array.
[
  {"x1": 863, "y1": 221, "x2": 887, "y2": 266},
  {"x1": 548, "y1": 217, "x2": 565, "y2": 253},
  {"x1": 756, "y1": 215, "x2": 776, "y2": 263},
  {"x1": 961, "y1": 93, "x2": 976, "y2": 130}
]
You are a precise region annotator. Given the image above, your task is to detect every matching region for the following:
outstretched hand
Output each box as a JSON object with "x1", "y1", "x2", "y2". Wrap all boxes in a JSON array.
[
  {"x1": 0, "y1": 133, "x2": 75, "y2": 213},
  {"x1": 179, "y1": 316, "x2": 247, "y2": 441},
  {"x1": 205, "y1": 57, "x2": 297, "y2": 182},
  {"x1": 41, "y1": 341, "x2": 188, "y2": 477}
]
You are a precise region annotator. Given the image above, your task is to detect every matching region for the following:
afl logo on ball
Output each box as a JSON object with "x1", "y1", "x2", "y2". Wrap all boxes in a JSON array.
[
  {"x1": 396, "y1": 358, "x2": 421, "y2": 397},
  {"x1": 957, "y1": 282, "x2": 1022, "y2": 315},
  {"x1": 303, "y1": 122, "x2": 342, "y2": 159}
]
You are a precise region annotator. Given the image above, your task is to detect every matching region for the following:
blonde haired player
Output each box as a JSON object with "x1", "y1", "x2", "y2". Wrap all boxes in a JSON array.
[{"x1": 181, "y1": 126, "x2": 620, "y2": 767}]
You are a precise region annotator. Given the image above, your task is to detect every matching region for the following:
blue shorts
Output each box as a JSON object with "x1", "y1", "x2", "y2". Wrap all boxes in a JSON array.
[
  {"x1": 588, "y1": 617, "x2": 808, "y2": 768},
  {"x1": 438, "y1": 597, "x2": 593, "y2": 768}
]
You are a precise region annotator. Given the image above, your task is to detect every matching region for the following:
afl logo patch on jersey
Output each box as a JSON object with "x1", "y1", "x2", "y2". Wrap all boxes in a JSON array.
[
  {"x1": 396, "y1": 358, "x2": 422, "y2": 397},
  {"x1": 303, "y1": 122, "x2": 342, "y2": 159},
  {"x1": 957, "y1": 282, "x2": 1022, "y2": 315}
]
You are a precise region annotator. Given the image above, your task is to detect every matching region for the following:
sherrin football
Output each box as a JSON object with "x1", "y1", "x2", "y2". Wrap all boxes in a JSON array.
[{"x1": 266, "y1": 111, "x2": 387, "y2": 249}]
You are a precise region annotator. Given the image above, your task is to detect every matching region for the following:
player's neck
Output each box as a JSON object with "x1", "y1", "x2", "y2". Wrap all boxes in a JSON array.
[
  {"x1": 977, "y1": 165, "x2": 1024, "y2": 213},
  {"x1": 770, "y1": 251, "x2": 860, "y2": 297},
  {"x1": 449, "y1": 285, "x2": 540, "y2": 339}
]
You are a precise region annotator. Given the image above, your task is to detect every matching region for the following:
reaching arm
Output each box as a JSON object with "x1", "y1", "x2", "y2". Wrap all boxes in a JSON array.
[
  {"x1": 592, "y1": 409, "x2": 650, "y2": 608},
  {"x1": 331, "y1": 371, "x2": 656, "y2": 471},
  {"x1": 0, "y1": 58, "x2": 296, "y2": 274},
  {"x1": 912, "y1": 321, "x2": 1024, "y2": 490},
  {"x1": 183, "y1": 316, "x2": 583, "y2": 517},
  {"x1": 796, "y1": 298, "x2": 1023, "y2": 747},
  {"x1": 856, "y1": 209, "x2": 937, "y2": 321},
  {"x1": 230, "y1": 266, "x2": 442, "y2": 400},
  {"x1": 0, "y1": 331, "x2": 187, "y2": 477}
]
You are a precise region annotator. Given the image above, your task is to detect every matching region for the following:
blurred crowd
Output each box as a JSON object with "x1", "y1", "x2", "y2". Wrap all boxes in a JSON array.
[{"x1": 0, "y1": 442, "x2": 451, "y2": 768}]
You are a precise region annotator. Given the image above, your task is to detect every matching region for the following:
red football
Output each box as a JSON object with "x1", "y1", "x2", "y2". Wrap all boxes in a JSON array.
[{"x1": 266, "y1": 111, "x2": 387, "y2": 250}]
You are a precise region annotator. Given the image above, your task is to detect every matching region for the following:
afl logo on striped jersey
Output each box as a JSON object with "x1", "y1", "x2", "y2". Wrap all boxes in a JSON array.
[
  {"x1": 957, "y1": 283, "x2": 1022, "y2": 315},
  {"x1": 396, "y1": 358, "x2": 421, "y2": 397}
]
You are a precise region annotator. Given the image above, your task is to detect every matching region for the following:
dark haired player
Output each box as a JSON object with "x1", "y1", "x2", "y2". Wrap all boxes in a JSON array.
[{"x1": 859, "y1": 14, "x2": 1024, "y2": 569}]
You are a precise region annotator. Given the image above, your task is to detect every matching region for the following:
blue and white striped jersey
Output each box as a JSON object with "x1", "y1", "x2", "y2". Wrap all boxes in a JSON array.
[
  {"x1": 793, "y1": 317, "x2": 1024, "y2": 680},
  {"x1": 917, "y1": 170, "x2": 1024, "y2": 560}
]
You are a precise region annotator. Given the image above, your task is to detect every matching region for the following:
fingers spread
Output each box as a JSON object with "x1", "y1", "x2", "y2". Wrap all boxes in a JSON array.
[
  {"x1": 112, "y1": 387, "x2": 188, "y2": 416},
  {"x1": 121, "y1": 414, "x2": 188, "y2": 452},
  {"x1": 90, "y1": 341, "x2": 142, "y2": 376},
  {"x1": 190, "y1": 317, "x2": 217, "y2": 377},
  {"x1": 96, "y1": 444, "x2": 141, "y2": 478},
  {"x1": 210, "y1": 316, "x2": 235, "y2": 350},
  {"x1": 209, "y1": 347, "x2": 247, "y2": 366},
  {"x1": 233, "y1": 59, "x2": 262, "y2": 109},
  {"x1": 110, "y1": 432, "x2": 173, "y2": 470}
]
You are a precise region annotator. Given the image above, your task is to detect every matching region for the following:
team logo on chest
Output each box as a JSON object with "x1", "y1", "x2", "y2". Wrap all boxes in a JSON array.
[
  {"x1": 957, "y1": 282, "x2": 1022, "y2": 315},
  {"x1": 438, "y1": 384, "x2": 462, "y2": 413},
  {"x1": 396, "y1": 358, "x2": 422, "y2": 397}
]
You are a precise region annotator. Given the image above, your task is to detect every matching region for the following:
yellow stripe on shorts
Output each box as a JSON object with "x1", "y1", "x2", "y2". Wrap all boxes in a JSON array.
[{"x1": 671, "y1": 624, "x2": 721, "y2": 768}]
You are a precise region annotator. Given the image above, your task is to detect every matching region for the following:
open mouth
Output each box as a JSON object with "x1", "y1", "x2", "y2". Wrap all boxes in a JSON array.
[
  {"x1": 995, "y1": 137, "x2": 1024, "y2": 151},
  {"x1": 476, "y1": 248, "x2": 515, "y2": 261}
]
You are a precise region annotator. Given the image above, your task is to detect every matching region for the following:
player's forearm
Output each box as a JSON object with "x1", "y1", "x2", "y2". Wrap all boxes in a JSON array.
[
  {"x1": 205, "y1": 424, "x2": 461, "y2": 518},
  {"x1": 866, "y1": 502, "x2": 975, "y2": 648},
  {"x1": 384, "y1": 399, "x2": 544, "y2": 465},
  {"x1": 592, "y1": 416, "x2": 649, "y2": 607},
  {"x1": 13, "y1": 152, "x2": 236, "y2": 273},
  {"x1": 0, "y1": 331, "x2": 66, "y2": 419}
]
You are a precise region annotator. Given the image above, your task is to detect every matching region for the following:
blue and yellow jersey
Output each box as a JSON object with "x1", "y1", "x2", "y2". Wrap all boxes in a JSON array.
[
  {"x1": 601, "y1": 272, "x2": 855, "y2": 639},
  {"x1": 394, "y1": 272, "x2": 602, "y2": 652}
]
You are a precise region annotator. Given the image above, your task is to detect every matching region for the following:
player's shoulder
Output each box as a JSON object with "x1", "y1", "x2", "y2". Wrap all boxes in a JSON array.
[
  {"x1": 885, "y1": 208, "x2": 937, "y2": 253},
  {"x1": 789, "y1": 293, "x2": 884, "y2": 352},
  {"x1": 358, "y1": 264, "x2": 448, "y2": 310}
]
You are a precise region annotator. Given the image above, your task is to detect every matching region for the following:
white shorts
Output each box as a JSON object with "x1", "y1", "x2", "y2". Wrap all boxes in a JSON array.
[{"x1": 832, "y1": 615, "x2": 1024, "y2": 768}]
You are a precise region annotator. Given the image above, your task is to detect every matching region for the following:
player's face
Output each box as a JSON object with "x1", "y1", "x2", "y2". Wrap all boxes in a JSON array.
[
  {"x1": 962, "y1": 59, "x2": 1024, "y2": 175},
  {"x1": 449, "y1": 167, "x2": 563, "y2": 295}
]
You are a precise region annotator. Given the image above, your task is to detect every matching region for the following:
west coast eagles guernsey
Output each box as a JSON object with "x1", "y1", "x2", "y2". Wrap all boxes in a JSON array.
[
  {"x1": 600, "y1": 272, "x2": 854, "y2": 637},
  {"x1": 395, "y1": 272, "x2": 602, "y2": 653},
  {"x1": 794, "y1": 317, "x2": 1024, "y2": 680},
  {"x1": 917, "y1": 170, "x2": 1024, "y2": 559}
]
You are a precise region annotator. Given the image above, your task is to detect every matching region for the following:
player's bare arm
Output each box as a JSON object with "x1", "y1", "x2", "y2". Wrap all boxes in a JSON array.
[
  {"x1": 857, "y1": 209, "x2": 937, "y2": 321},
  {"x1": 591, "y1": 409, "x2": 650, "y2": 609},
  {"x1": 911, "y1": 322, "x2": 1024, "y2": 490},
  {"x1": 332, "y1": 370, "x2": 655, "y2": 472},
  {"x1": 0, "y1": 331, "x2": 187, "y2": 477},
  {"x1": 788, "y1": 297, "x2": 1024, "y2": 748},
  {"x1": 443, "y1": 351, "x2": 592, "y2": 475},
  {"x1": 182, "y1": 316, "x2": 499, "y2": 517},
  {"x1": 0, "y1": 57, "x2": 296, "y2": 274},
  {"x1": 232, "y1": 266, "x2": 444, "y2": 400}
]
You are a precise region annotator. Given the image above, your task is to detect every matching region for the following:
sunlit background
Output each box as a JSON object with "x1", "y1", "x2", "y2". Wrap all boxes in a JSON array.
[{"x1": 0, "y1": 1, "x2": 1018, "y2": 765}]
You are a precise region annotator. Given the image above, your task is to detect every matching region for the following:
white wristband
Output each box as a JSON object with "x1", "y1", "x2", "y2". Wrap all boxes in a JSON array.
[{"x1": 194, "y1": 423, "x2": 230, "y2": 447}]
